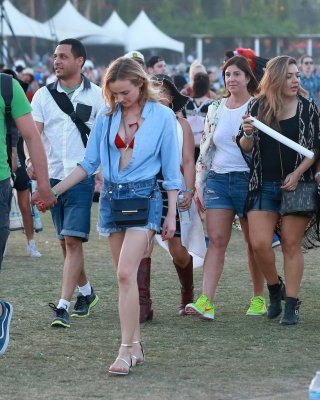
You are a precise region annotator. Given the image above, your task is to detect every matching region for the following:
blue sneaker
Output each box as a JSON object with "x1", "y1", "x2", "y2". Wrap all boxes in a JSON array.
[
  {"x1": 49, "y1": 303, "x2": 70, "y2": 328},
  {"x1": 0, "y1": 300, "x2": 13, "y2": 355},
  {"x1": 272, "y1": 233, "x2": 281, "y2": 248},
  {"x1": 71, "y1": 288, "x2": 99, "y2": 318}
]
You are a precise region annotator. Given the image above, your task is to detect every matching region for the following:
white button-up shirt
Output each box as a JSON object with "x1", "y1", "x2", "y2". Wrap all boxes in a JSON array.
[{"x1": 31, "y1": 75, "x2": 105, "y2": 180}]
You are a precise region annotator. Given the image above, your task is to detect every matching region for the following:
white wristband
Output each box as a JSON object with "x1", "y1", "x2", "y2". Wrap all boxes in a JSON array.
[{"x1": 315, "y1": 172, "x2": 320, "y2": 179}]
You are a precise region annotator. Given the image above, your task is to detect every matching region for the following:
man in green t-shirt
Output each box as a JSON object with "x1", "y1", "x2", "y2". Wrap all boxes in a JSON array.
[{"x1": 0, "y1": 76, "x2": 56, "y2": 356}]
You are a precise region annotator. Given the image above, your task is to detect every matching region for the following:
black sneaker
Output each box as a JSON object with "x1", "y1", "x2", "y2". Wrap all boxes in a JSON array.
[
  {"x1": 49, "y1": 303, "x2": 70, "y2": 328},
  {"x1": 71, "y1": 288, "x2": 99, "y2": 318}
]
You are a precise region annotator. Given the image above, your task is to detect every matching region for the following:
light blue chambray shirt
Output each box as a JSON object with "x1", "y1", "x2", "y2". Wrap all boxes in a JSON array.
[{"x1": 79, "y1": 101, "x2": 182, "y2": 190}]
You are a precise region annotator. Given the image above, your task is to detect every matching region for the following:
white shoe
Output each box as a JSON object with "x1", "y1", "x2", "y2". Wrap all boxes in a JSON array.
[{"x1": 27, "y1": 242, "x2": 42, "y2": 257}]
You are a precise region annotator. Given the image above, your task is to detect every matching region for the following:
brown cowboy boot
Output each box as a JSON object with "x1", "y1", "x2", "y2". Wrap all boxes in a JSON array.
[
  {"x1": 137, "y1": 257, "x2": 153, "y2": 323},
  {"x1": 173, "y1": 256, "x2": 194, "y2": 315}
]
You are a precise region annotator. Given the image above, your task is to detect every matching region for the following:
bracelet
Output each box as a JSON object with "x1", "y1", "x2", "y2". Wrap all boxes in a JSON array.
[
  {"x1": 51, "y1": 188, "x2": 59, "y2": 198},
  {"x1": 243, "y1": 131, "x2": 254, "y2": 140},
  {"x1": 185, "y1": 188, "x2": 194, "y2": 195},
  {"x1": 315, "y1": 172, "x2": 320, "y2": 179},
  {"x1": 25, "y1": 157, "x2": 31, "y2": 166}
]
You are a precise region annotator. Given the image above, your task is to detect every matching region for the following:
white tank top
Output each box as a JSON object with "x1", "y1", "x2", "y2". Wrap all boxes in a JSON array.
[
  {"x1": 211, "y1": 99, "x2": 250, "y2": 173},
  {"x1": 176, "y1": 119, "x2": 183, "y2": 165}
]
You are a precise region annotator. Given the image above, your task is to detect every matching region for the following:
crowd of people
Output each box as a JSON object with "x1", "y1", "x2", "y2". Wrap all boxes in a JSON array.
[{"x1": 1, "y1": 40, "x2": 320, "y2": 377}]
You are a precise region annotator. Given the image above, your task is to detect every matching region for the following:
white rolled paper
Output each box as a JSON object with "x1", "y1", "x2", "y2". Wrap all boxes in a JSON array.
[{"x1": 250, "y1": 116, "x2": 314, "y2": 159}]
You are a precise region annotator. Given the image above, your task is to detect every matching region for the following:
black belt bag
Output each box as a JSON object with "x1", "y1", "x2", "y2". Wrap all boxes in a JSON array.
[{"x1": 110, "y1": 197, "x2": 150, "y2": 227}]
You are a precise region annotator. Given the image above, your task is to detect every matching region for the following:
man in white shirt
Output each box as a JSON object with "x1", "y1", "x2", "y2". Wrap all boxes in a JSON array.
[{"x1": 27, "y1": 39, "x2": 105, "y2": 328}]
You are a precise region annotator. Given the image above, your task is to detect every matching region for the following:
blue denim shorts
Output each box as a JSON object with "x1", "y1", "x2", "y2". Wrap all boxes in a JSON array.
[
  {"x1": 98, "y1": 177, "x2": 162, "y2": 236},
  {"x1": 250, "y1": 180, "x2": 282, "y2": 213},
  {"x1": 50, "y1": 176, "x2": 95, "y2": 241},
  {"x1": 203, "y1": 170, "x2": 249, "y2": 217}
]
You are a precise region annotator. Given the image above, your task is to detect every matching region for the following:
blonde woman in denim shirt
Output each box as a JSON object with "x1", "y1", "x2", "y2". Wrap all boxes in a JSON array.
[{"x1": 34, "y1": 57, "x2": 181, "y2": 375}]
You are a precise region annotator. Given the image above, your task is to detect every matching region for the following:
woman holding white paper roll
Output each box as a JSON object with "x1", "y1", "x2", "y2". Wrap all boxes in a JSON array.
[{"x1": 238, "y1": 55, "x2": 320, "y2": 325}]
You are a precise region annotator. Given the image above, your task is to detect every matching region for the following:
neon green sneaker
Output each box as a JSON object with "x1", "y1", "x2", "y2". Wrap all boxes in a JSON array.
[
  {"x1": 246, "y1": 296, "x2": 267, "y2": 316},
  {"x1": 185, "y1": 294, "x2": 215, "y2": 320}
]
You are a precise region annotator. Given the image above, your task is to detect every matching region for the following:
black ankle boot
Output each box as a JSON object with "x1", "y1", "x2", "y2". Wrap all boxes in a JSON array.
[
  {"x1": 280, "y1": 297, "x2": 301, "y2": 325},
  {"x1": 267, "y1": 276, "x2": 286, "y2": 319}
]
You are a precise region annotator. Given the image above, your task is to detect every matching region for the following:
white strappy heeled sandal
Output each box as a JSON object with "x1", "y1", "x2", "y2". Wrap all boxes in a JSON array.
[{"x1": 108, "y1": 344, "x2": 132, "y2": 376}]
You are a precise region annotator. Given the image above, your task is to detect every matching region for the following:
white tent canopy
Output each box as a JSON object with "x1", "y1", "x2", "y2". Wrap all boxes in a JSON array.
[
  {"x1": 125, "y1": 10, "x2": 184, "y2": 53},
  {"x1": 82, "y1": 11, "x2": 128, "y2": 46},
  {"x1": 2, "y1": 0, "x2": 53, "y2": 39},
  {"x1": 46, "y1": 0, "x2": 108, "y2": 40}
]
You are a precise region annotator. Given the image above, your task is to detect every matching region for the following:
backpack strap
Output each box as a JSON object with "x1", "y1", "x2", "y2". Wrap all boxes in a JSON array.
[
  {"x1": 192, "y1": 98, "x2": 212, "y2": 113},
  {"x1": 1, "y1": 73, "x2": 13, "y2": 170},
  {"x1": 191, "y1": 98, "x2": 202, "y2": 113},
  {"x1": 46, "y1": 82, "x2": 90, "y2": 147}
]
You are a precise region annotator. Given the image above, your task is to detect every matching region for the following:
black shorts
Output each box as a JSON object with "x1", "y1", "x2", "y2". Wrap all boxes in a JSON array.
[{"x1": 13, "y1": 166, "x2": 30, "y2": 192}]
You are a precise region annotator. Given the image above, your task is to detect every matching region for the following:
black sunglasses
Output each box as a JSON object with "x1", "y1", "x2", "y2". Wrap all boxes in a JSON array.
[{"x1": 303, "y1": 61, "x2": 314, "y2": 65}]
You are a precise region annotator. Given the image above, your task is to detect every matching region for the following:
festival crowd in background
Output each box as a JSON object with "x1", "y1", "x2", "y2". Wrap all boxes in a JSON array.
[{"x1": 1, "y1": 40, "x2": 320, "y2": 378}]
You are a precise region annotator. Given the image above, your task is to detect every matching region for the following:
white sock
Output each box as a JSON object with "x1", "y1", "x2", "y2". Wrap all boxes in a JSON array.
[
  {"x1": 57, "y1": 299, "x2": 70, "y2": 311},
  {"x1": 28, "y1": 239, "x2": 35, "y2": 246},
  {"x1": 78, "y1": 282, "x2": 91, "y2": 296}
]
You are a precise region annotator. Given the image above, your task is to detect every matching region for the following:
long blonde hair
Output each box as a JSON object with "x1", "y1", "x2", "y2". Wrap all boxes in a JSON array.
[
  {"x1": 257, "y1": 55, "x2": 307, "y2": 129},
  {"x1": 102, "y1": 57, "x2": 160, "y2": 113}
]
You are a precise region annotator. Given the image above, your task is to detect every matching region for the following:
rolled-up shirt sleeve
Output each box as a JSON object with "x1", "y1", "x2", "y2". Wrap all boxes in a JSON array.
[
  {"x1": 160, "y1": 111, "x2": 182, "y2": 190},
  {"x1": 78, "y1": 109, "x2": 106, "y2": 176}
]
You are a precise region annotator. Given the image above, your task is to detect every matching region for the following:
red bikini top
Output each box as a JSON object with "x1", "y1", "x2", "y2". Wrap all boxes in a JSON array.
[
  {"x1": 115, "y1": 120, "x2": 140, "y2": 150},
  {"x1": 115, "y1": 133, "x2": 135, "y2": 149}
]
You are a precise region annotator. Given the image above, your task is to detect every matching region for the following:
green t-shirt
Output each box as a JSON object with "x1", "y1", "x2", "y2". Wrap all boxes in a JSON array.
[{"x1": 0, "y1": 77, "x2": 32, "y2": 181}]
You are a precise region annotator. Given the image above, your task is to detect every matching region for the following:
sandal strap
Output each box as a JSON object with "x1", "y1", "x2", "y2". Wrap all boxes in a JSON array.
[
  {"x1": 131, "y1": 340, "x2": 145, "y2": 365},
  {"x1": 116, "y1": 357, "x2": 131, "y2": 368},
  {"x1": 121, "y1": 343, "x2": 132, "y2": 347}
]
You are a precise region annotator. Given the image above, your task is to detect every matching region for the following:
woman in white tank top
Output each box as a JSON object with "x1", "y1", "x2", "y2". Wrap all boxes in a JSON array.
[{"x1": 186, "y1": 56, "x2": 265, "y2": 320}]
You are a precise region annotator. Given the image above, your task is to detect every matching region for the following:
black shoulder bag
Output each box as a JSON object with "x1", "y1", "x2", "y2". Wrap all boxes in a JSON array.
[
  {"x1": 46, "y1": 83, "x2": 90, "y2": 147},
  {"x1": 106, "y1": 116, "x2": 151, "y2": 227},
  {"x1": 279, "y1": 143, "x2": 317, "y2": 216}
]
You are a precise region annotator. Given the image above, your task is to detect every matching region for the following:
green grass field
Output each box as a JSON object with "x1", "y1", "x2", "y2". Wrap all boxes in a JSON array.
[{"x1": 1, "y1": 203, "x2": 319, "y2": 400}]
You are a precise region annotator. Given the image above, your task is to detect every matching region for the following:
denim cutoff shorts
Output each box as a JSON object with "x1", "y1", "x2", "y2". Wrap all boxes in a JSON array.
[
  {"x1": 249, "y1": 180, "x2": 282, "y2": 213},
  {"x1": 98, "y1": 177, "x2": 162, "y2": 237},
  {"x1": 203, "y1": 170, "x2": 249, "y2": 217},
  {"x1": 50, "y1": 176, "x2": 95, "y2": 241}
]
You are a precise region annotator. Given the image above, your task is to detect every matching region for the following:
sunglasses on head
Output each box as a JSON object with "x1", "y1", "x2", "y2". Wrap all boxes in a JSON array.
[{"x1": 303, "y1": 61, "x2": 314, "y2": 65}]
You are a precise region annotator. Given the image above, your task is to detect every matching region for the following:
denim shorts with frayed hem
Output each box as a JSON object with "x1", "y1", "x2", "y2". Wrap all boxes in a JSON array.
[
  {"x1": 249, "y1": 180, "x2": 282, "y2": 213},
  {"x1": 203, "y1": 171, "x2": 249, "y2": 218},
  {"x1": 98, "y1": 177, "x2": 162, "y2": 237},
  {"x1": 50, "y1": 177, "x2": 95, "y2": 241}
]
